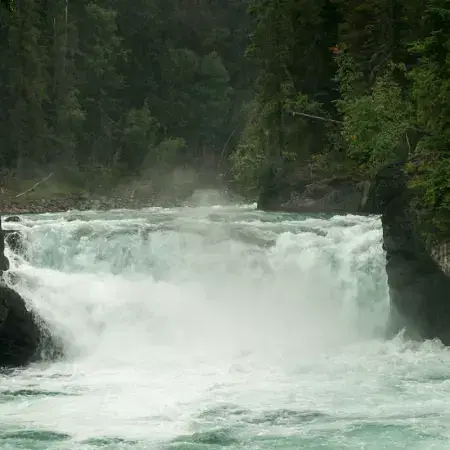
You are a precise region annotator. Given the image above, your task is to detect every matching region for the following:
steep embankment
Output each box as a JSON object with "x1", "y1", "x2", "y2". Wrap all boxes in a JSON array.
[{"x1": 258, "y1": 163, "x2": 450, "y2": 344}]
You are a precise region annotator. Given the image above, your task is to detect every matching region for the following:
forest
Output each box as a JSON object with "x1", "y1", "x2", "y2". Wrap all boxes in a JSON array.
[{"x1": 0, "y1": 0, "x2": 449, "y2": 223}]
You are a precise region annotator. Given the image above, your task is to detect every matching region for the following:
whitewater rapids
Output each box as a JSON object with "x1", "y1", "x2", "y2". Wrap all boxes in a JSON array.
[{"x1": 1, "y1": 204, "x2": 449, "y2": 449}]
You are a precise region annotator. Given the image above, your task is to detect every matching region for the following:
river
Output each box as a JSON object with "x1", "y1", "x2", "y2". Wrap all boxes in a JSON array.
[{"x1": 1, "y1": 202, "x2": 449, "y2": 449}]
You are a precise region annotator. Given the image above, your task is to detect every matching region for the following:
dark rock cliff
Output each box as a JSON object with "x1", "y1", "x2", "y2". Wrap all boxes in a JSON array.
[
  {"x1": 365, "y1": 163, "x2": 450, "y2": 344},
  {"x1": 0, "y1": 216, "x2": 62, "y2": 366}
]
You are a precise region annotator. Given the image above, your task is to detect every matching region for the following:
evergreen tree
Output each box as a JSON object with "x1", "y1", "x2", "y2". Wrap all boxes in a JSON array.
[{"x1": 0, "y1": 0, "x2": 448, "y2": 224}]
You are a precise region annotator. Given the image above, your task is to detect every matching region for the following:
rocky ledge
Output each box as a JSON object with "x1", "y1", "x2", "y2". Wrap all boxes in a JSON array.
[
  {"x1": 257, "y1": 166, "x2": 371, "y2": 214},
  {"x1": 0, "y1": 217, "x2": 62, "y2": 366},
  {"x1": 258, "y1": 163, "x2": 450, "y2": 344},
  {"x1": 0, "y1": 194, "x2": 157, "y2": 215}
]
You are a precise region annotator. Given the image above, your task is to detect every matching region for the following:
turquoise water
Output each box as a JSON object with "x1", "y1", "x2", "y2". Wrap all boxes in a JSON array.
[{"x1": 1, "y1": 202, "x2": 449, "y2": 449}]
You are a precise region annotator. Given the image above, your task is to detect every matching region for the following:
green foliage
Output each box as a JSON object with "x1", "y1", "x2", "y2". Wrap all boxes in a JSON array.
[
  {"x1": 142, "y1": 137, "x2": 187, "y2": 172},
  {"x1": 1, "y1": 0, "x2": 14, "y2": 12},
  {"x1": 230, "y1": 141, "x2": 265, "y2": 197},
  {"x1": 408, "y1": 0, "x2": 450, "y2": 143},
  {"x1": 229, "y1": 106, "x2": 266, "y2": 197},
  {"x1": 407, "y1": 151, "x2": 450, "y2": 239},
  {"x1": 336, "y1": 58, "x2": 413, "y2": 173},
  {"x1": 0, "y1": 0, "x2": 250, "y2": 187},
  {"x1": 121, "y1": 102, "x2": 160, "y2": 172},
  {"x1": 229, "y1": 0, "x2": 338, "y2": 194},
  {"x1": 230, "y1": 100, "x2": 299, "y2": 197},
  {"x1": 163, "y1": 48, "x2": 232, "y2": 147},
  {"x1": 1, "y1": 0, "x2": 449, "y2": 231},
  {"x1": 403, "y1": 0, "x2": 450, "y2": 236},
  {"x1": 333, "y1": 48, "x2": 365, "y2": 99},
  {"x1": 228, "y1": 0, "x2": 448, "y2": 240}
]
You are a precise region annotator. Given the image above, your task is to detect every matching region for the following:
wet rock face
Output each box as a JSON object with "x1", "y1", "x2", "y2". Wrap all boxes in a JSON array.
[
  {"x1": 0, "y1": 217, "x2": 10, "y2": 276},
  {"x1": 0, "y1": 285, "x2": 41, "y2": 366},
  {"x1": 368, "y1": 163, "x2": 450, "y2": 344},
  {"x1": 4, "y1": 231, "x2": 25, "y2": 256},
  {"x1": 282, "y1": 178, "x2": 370, "y2": 213},
  {"x1": 0, "y1": 216, "x2": 62, "y2": 366},
  {"x1": 4, "y1": 216, "x2": 21, "y2": 223},
  {"x1": 257, "y1": 167, "x2": 370, "y2": 214}
]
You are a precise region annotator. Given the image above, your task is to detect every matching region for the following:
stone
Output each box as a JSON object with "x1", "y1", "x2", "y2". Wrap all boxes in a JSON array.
[
  {"x1": 430, "y1": 241, "x2": 450, "y2": 276},
  {"x1": 258, "y1": 170, "x2": 370, "y2": 214},
  {"x1": 4, "y1": 216, "x2": 21, "y2": 223},
  {"x1": 0, "y1": 285, "x2": 42, "y2": 366},
  {"x1": 4, "y1": 231, "x2": 25, "y2": 255},
  {"x1": 0, "y1": 216, "x2": 63, "y2": 366},
  {"x1": 0, "y1": 217, "x2": 9, "y2": 276},
  {"x1": 365, "y1": 162, "x2": 450, "y2": 343}
]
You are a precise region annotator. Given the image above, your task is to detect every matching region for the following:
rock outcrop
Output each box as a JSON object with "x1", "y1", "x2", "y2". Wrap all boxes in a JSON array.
[
  {"x1": 4, "y1": 216, "x2": 21, "y2": 223},
  {"x1": 365, "y1": 163, "x2": 450, "y2": 344},
  {"x1": 0, "y1": 216, "x2": 62, "y2": 366},
  {"x1": 4, "y1": 231, "x2": 25, "y2": 256},
  {"x1": 257, "y1": 167, "x2": 371, "y2": 214},
  {"x1": 0, "y1": 218, "x2": 10, "y2": 276}
]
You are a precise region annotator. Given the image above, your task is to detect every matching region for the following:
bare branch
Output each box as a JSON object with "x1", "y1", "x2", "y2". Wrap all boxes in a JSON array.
[
  {"x1": 288, "y1": 110, "x2": 344, "y2": 124},
  {"x1": 405, "y1": 131, "x2": 411, "y2": 157},
  {"x1": 15, "y1": 173, "x2": 54, "y2": 198},
  {"x1": 219, "y1": 123, "x2": 242, "y2": 163}
]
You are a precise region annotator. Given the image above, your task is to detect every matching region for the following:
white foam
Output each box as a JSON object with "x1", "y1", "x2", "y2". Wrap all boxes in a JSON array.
[{"x1": 0, "y1": 207, "x2": 401, "y2": 445}]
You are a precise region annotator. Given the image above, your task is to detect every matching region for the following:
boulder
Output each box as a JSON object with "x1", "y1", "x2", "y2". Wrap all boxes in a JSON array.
[
  {"x1": 0, "y1": 216, "x2": 62, "y2": 366},
  {"x1": 0, "y1": 285, "x2": 45, "y2": 366},
  {"x1": 4, "y1": 216, "x2": 21, "y2": 223},
  {"x1": 283, "y1": 178, "x2": 370, "y2": 213},
  {"x1": 0, "y1": 218, "x2": 10, "y2": 275},
  {"x1": 4, "y1": 230, "x2": 25, "y2": 256}
]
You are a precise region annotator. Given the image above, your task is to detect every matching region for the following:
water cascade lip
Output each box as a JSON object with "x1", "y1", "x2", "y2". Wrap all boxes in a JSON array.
[
  {"x1": 4, "y1": 206, "x2": 389, "y2": 364},
  {"x1": 0, "y1": 205, "x2": 409, "y2": 448}
]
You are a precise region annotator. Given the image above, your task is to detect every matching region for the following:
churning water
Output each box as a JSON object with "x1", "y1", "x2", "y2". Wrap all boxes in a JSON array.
[{"x1": 1, "y1": 202, "x2": 450, "y2": 449}]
